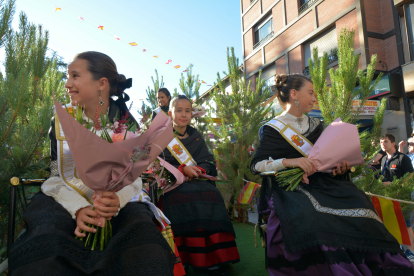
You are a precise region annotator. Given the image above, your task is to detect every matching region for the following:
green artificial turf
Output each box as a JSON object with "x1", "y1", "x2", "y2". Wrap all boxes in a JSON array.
[{"x1": 186, "y1": 221, "x2": 268, "y2": 276}]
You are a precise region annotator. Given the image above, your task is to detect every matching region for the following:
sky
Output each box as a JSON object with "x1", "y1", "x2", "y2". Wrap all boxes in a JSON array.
[{"x1": 12, "y1": 0, "x2": 243, "y2": 113}]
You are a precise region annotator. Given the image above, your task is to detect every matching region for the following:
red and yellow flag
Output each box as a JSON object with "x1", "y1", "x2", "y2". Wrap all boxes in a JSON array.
[
  {"x1": 371, "y1": 196, "x2": 411, "y2": 245},
  {"x1": 238, "y1": 182, "x2": 261, "y2": 204},
  {"x1": 129, "y1": 42, "x2": 137, "y2": 46},
  {"x1": 97, "y1": 25, "x2": 104, "y2": 30}
]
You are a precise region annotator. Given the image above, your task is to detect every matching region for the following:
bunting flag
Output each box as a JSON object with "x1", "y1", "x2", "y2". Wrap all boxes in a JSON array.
[
  {"x1": 49, "y1": 4, "x2": 212, "y2": 87},
  {"x1": 371, "y1": 196, "x2": 411, "y2": 245},
  {"x1": 238, "y1": 182, "x2": 261, "y2": 204},
  {"x1": 207, "y1": 85, "x2": 212, "y2": 86},
  {"x1": 201, "y1": 80, "x2": 206, "y2": 84}
]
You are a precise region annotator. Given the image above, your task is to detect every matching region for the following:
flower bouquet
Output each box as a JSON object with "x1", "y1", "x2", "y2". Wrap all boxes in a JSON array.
[
  {"x1": 276, "y1": 118, "x2": 365, "y2": 191},
  {"x1": 54, "y1": 97, "x2": 174, "y2": 250}
]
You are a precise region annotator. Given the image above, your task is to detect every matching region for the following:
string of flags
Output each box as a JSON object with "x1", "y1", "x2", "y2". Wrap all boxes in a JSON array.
[{"x1": 53, "y1": 5, "x2": 214, "y2": 85}]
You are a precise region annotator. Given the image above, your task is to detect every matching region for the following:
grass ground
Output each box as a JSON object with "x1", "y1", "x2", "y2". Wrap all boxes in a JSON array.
[{"x1": 186, "y1": 221, "x2": 268, "y2": 276}]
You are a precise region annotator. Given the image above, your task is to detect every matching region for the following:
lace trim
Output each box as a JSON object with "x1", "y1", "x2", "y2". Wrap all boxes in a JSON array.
[
  {"x1": 296, "y1": 186, "x2": 383, "y2": 223},
  {"x1": 50, "y1": 160, "x2": 59, "y2": 177},
  {"x1": 305, "y1": 117, "x2": 320, "y2": 137}
]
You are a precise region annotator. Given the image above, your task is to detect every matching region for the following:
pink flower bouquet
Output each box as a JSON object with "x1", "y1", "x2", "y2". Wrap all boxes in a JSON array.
[
  {"x1": 275, "y1": 118, "x2": 365, "y2": 191},
  {"x1": 54, "y1": 97, "x2": 174, "y2": 250}
]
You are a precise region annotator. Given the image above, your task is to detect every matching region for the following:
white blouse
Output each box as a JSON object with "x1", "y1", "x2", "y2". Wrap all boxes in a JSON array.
[
  {"x1": 254, "y1": 111, "x2": 309, "y2": 173},
  {"x1": 41, "y1": 176, "x2": 142, "y2": 220}
]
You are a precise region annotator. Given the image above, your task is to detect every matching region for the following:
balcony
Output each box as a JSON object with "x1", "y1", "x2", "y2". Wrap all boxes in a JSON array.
[
  {"x1": 299, "y1": 0, "x2": 318, "y2": 15},
  {"x1": 303, "y1": 51, "x2": 338, "y2": 76},
  {"x1": 253, "y1": 31, "x2": 274, "y2": 50},
  {"x1": 250, "y1": 0, "x2": 258, "y2": 4}
]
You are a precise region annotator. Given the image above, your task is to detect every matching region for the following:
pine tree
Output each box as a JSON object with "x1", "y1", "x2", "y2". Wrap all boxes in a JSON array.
[
  {"x1": 206, "y1": 47, "x2": 272, "y2": 219},
  {"x1": 138, "y1": 69, "x2": 164, "y2": 126},
  {"x1": 308, "y1": 28, "x2": 414, "y2": 213},
  {"x1": 309, "y1": 28, "x2": 387, "y2": 172},
  {"x1": 177, "y1": 64, "x2": 211, "y2": 138},
  {"x1": 0, "y1": 6, "x2": 66, "y2": 258}
]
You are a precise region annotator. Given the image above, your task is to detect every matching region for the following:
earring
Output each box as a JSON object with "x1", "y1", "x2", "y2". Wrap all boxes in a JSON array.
[
  {"x1": 295, "y1": 99, "x2": 299, "y2": 109},
  {"x1": 98, "y1": 90, "x2": 105, "y2": 106}
]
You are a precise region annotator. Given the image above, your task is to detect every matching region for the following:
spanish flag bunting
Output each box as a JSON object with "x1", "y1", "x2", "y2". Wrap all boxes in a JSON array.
[
  {"x1": 98, "y1": 25, "x2": 104, "y2": 30},
  {"x1": 78, "y1": 16, "x2": 84, "y2": 21},
  {"x1": 238, "y1": 182, "x2": 261, "y2": 204},
  {"x1": 114, "y1": 36, "x2": 120, "y2": 40},
  {"x1": 129, "y1": 42, "x2": 138, "y2": 46},
  {"x1": 166, "y1": 59, "x2": 172, "y2": 64},
  {"x1": 174, "y1": 65, "x2": 181, "y2": 69},
  {"x1": 142, "y1": 49, "x2": 147, "y2": 52},
  {"x1": 55, "y1": 7, "x2": 61, "y2": 12},
  {"x1": 371, "y1": 196, "x2": 411, "y2": 245},
  {"x1": 153, "y1": 55, "x2": 159, "y2": 58}
]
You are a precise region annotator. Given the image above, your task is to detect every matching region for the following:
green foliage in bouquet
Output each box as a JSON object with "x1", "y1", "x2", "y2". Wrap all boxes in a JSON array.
[
  {"x1": 308, "y1": 28, "x2": 386, "y2": 170},
  {"x1": 0, "y1": 2, "x2": 66, "y2": 259},
  {"x1": 206, "y1": 47, "x2": 272, "y2": 215},
  {"x1": 309, "y1": 28, "x2": 413, "y2": 210}
]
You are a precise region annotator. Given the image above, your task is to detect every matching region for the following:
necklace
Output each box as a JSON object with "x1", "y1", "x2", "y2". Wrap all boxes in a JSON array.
[
  {"x1": 295, "y1": 117, "x2": 304, "y2": 133},
  {"x1": 176, "y1": 126, "x2": 188, "y2": 138}
]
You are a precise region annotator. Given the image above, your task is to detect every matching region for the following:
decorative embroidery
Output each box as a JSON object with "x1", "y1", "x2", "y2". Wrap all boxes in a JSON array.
[
  {"x1": 172, "y1": 144, "x2": 183, "y2": 155},
  {"x1": 306, "y1": 117, "x2": 320, "y2": 136},
  {"x1": 291, "y1": 135, "x2": 305, "y2": 147},
  {"x1": 50, "y1": 160, "x2": 59, "y2": 177},
  {"x1": 296, "y1": 186, "x2": 383, "y2": 224}
]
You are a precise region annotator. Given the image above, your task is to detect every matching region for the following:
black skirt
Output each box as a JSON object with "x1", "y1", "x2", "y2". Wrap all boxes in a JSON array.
[
  {"x1": 160, "y1": 180, "x2": 235, "y2": 237},
  {"x1": 9, "y1": 192, "x2": 175, "y2": 276}
]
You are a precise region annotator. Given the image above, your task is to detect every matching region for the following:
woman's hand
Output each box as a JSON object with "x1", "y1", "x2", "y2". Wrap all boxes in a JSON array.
[
  {"x1": 74, "y1": 206, "x2": 99, "y2": 237},
  {"x1": 92, "y1": 192, "x2": 120, "y2": 219},
  {"x1": 183, "y1": 166, "x2": 202, "y2": 181},
  {"x1": 332, "y1": 161, "x2": 350, "y2": 176},
  {"x1": 283, "y1": 158, "x2": 316, "y2": 185},
  {"x1": 283, "y1": 158, "x2": 316, "y2": 175}
]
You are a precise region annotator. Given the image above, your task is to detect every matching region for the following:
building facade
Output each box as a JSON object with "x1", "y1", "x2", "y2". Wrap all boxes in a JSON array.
[{"x1": 241, "y1": 0, "x2": 413, "y2": 142}]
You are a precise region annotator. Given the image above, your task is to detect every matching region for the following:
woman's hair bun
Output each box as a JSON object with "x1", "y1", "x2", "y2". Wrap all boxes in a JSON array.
[{"x1": 275, "y1": 75, "x2": 288, "y2": 92}]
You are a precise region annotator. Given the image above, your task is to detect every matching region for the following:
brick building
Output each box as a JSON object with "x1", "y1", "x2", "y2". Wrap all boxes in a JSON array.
[{"x1": 241, "y1": 0, "x2": 413, "y2": 142}]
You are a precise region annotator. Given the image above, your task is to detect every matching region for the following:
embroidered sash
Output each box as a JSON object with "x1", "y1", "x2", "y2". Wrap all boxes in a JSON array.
[
  {"x1": 154, "y1": 107, "x2": 167, "y2": 116},
  {"x1": 264, "y1": 118, "x2": 313, "y2": 157},
  {"x1": 166, "y1": 137, "x2": 197, "y2": 166},
  {"x1": 55, "y1": 112, "x2": 94, "y2": 204}
]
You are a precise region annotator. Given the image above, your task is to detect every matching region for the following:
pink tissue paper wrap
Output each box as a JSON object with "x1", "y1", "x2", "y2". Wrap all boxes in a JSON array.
[
  {"x1": 309, "y1": 118, "x2": 365, "y2": 171},
  {"x1": 54, "y1": 97, "x2": 174, "y2": 194}
]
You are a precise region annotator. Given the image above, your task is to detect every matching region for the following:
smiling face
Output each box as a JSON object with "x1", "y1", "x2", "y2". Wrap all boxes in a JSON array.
[
  {"x1": 169, "y1": 99, "x2": 192, "y2": 128},
  {"x1": 65, "y1": 59, "x2": 102, "y2": 107},
  {"x1": 157, "y1": 92, "x2": 170, "y2": 107},
  {"x1": 291, "y1": 81, "x2": 316, "y2": 114}
]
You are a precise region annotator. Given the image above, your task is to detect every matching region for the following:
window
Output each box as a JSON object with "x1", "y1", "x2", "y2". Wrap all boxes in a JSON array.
[
  {"x1": 254, "y1": 18, "x2": 273, "y2": 49},
  {"x1": 406, "y1": 3, "x2": 414, "y2": 61},
  {"x1": 263, "y1": 76, "x2": 275, "y2": 89},
  {"x1": 299, "y1": 0, "x2": 317, "y2": 15},
  {"x1": 303, "y1": 28, "x2": 338, "y2": 75}
]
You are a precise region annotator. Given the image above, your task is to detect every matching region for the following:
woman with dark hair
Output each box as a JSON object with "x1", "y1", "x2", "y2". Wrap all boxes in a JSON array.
[
  {"x1": 159, "y1": 95, "x2": 240, "y2": 275},
  {"x1": 251, "y1": 74, "x2": 414, "y2": 275},
  {"x1": 8, "y1": 51, "x2": 175, "y2": 275},
  {"x1": 152, "y1": 88, "x2": 172, "y2": 121}
]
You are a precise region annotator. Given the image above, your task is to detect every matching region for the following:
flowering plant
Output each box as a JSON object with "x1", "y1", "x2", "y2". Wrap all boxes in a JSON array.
[{"x1": 145, "y1": 158, "x2": 176, "y2": 198}]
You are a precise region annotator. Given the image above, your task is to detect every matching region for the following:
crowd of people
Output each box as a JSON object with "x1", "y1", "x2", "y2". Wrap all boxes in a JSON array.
[{"x1": 6, "y1": 51, "x2": 414, "y2": 275}]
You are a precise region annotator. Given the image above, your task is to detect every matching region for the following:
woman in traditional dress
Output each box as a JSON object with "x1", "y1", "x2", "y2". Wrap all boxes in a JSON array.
[
  {"x1": 159, "y1": 95, "x2": 240, "y2": 275},
  {"x1": 8, "y1": 51, "x2": 175, "y2": 275},
  {"x1": 152, "y1": 88, "x2": 171, "y2": 120},
  {"x1": 251, "y1": 74, "x2": 414, "y2": 275}
]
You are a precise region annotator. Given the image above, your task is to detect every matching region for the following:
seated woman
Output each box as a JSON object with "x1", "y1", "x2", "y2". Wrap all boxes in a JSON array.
[
  {"x1": 251, "y1": 74, "x2": 414, "y2": 276},
  {"x1": 152, "y1": 88, "x2": 171, "y2": 120},
  {"x1": 159, "y1": 95, "x2": 240, "y2": 275},
  {"x1": 8, "y1": 51, "x2": 175, "y2": 275}
]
